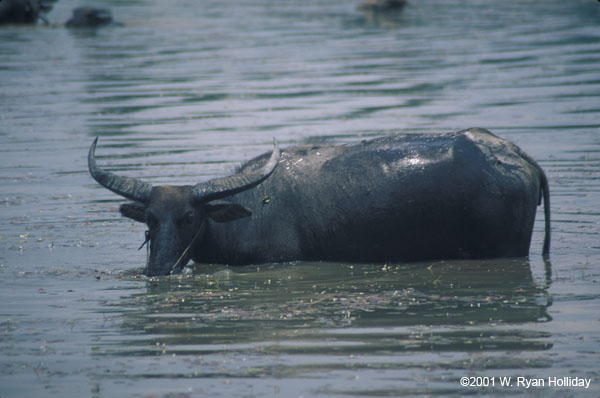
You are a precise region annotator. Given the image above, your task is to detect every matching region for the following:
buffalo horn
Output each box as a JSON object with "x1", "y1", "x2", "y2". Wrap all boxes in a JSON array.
[
  {"x1": 88, "y1": 137, "x2": 153, "y2": 202},
  {"x1": 192, "y1": 138, "x2": 280, "y2": 203}
]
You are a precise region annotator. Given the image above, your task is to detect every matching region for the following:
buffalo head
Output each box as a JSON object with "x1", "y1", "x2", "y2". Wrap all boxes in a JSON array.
[
  {"x1": 88, "y1": 138, "x2": 279, "y2": 276},
  {"x1": 66, "y1": 7, "x2": 113, "y2": 28}
]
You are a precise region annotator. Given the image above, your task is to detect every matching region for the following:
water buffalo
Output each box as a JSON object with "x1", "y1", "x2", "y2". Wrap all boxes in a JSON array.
[
  {"x1": 66, "y1": 7, "x2": 114, "y2": 28},
  {"x1": 0, "y1": 0, "x2": 56, "y2": 24},
  {"x1": 0, "y1": 1, "x2": 116, "y2": 27},
  {"x1": 357, "y1": 0, "x2": 407, "y2": 12},
  {"x1": 89, "y1": 128, "x2": 550, "y2": 276}
]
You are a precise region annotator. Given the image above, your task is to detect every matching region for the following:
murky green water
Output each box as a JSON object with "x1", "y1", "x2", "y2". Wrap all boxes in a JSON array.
[{"x1": 1, "y1": 0, "x2": 599, "y2": 396}]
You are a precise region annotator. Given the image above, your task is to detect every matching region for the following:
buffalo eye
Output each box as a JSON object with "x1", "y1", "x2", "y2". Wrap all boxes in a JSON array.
[
  {"x1": 146, "y1": 212, "x2": 158, "y2": 229},
  {"x1": 180, "y1": 212, "x2": 196, "y2": 226}
]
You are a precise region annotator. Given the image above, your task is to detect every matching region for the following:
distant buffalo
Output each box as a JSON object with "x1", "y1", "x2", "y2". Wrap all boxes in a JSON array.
[
  {"x1": 357, "y1": 0, "x2": 407, "y2": 12},
  {"x1": 66, "y1": 7, "x2": 114, "y2": 28},
  {"x1": 89, "y1": 128, "x2": 550, "y2": 276},
  {"x1": 0, "y1": 0, "x2": 56, "y2": 24},
  {"x1": 0, "y1": 1, "x2": 115, "y2": 27}
]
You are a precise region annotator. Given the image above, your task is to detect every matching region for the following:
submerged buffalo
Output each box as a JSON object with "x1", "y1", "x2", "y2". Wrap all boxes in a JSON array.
[
  {"x1": 357, "y1": 0, "x2": 407, "y2": 12},
  {"x1": 0, "y1": 1, "x2": 116, "y2": 27},
  {"x1": 66, "y1": 7, "x2": 117, "y2": 28},
  {"x1": 89, "y1": 128, "x2": 550, "y2": 276},
  {"x1": 0, "y1": 0, "x2": 56, "y2": 24}
]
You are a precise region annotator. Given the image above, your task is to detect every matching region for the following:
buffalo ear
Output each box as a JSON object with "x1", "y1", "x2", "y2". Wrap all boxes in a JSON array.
[
  {"x1": 119, "y1": 202, "x2": 146, "y2": 223},
  {"x1": 206, "y1": 200, "x2": 252, "y2": 223}
]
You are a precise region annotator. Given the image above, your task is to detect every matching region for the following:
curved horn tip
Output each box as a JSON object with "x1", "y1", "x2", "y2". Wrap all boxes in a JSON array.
[
  {"x1": 87, "y1": 136, "x2": 153, "y2": 203},
  {"x1": 89, "y1": 137, "x2": 99, "y2": 156},
  {"x1": 190, "y1": 137, "x2": 280, "y2": 203},
  {"x1": 271, "y1": 137, "x2": 280, "y2": 158},
  {"x1": 89, "y1": 137, "x2": 98, "y2": 162}
]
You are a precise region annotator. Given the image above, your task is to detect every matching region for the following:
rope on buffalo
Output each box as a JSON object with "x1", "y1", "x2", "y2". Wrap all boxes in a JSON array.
[
  {"x1": 168, "y1": 226, "x2": 204, "y2": 274},
  {"x1": 139, "y1": 230, "x2": 151, "y2": 271},
  {"x1": 138, "y1": 227, "x2": 203, "y2": 275}
]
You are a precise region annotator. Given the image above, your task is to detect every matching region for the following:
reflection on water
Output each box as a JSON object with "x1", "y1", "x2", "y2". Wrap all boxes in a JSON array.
[
  {"x1": 83, "y1": 260, "x2": 553, "y2": 395},
  {"x1": 1, "y1": 0, "x2": 599, "y2": 396}
]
